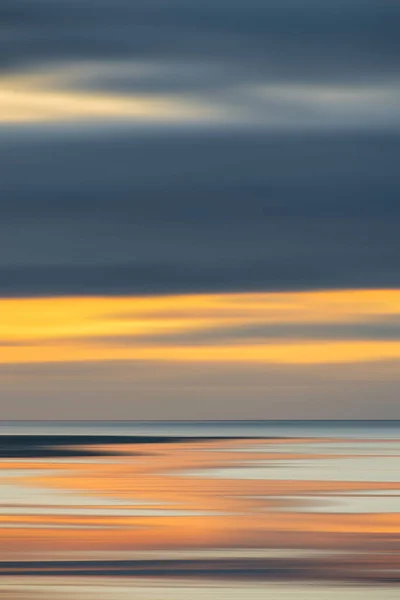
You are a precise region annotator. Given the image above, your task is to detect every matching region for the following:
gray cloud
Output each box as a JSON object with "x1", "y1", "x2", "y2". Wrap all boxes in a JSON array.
[
  {"x1": 6, "y1": 318, "x2": 400, "y2": 349},
  {"x1": 0, "y1": 130, "x2": 399, "y2": 295},
  {"x1": 93, "y1": 318, "x2": 400, "y2": 346},
  {"x1": 2, "y1": 1, "x2": 399, "y2": 85},
  {"x1": 2, "y1": 1, "x2": 400, "y2": 130}
]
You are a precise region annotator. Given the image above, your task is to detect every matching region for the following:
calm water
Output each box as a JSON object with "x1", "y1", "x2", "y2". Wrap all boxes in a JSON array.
[{"x1": 0, "y1": 421, "x2": 399, "y2": 599}]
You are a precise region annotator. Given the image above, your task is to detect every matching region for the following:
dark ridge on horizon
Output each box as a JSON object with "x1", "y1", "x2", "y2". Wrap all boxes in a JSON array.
[{"x1": 0, "y1": 434, "x2": 260, "y2": 458}]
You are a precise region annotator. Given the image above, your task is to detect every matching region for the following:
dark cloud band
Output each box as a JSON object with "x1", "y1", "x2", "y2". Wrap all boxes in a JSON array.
[
  {"x1": 0, "y1": 130, "x2": 399, "y2": 296},
  {"x1": 2, "y1": 1, "x2": 399, "y2": 85}
]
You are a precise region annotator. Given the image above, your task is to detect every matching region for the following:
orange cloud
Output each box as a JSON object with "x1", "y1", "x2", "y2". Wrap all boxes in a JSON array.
[{"x1": 1, "y1": 290, "x2": 400, "y2": 365}]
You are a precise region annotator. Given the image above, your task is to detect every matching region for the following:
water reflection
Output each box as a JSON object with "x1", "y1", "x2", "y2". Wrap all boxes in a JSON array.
[{"x1": 0, "y1": 422, "x2": 399, "y2": 598}]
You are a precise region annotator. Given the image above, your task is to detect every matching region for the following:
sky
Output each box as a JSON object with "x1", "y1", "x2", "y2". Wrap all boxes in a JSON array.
[{"x1": 1, "y1": 0, "x2": 400, "y2": 419}]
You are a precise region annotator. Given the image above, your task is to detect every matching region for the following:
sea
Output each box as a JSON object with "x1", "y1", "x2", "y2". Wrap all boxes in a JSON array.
[{"x1": 0, "y1": 420, "x2": 399, "y2": 599}]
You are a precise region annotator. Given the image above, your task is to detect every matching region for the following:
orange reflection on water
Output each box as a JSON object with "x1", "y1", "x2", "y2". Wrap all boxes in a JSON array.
[{"x1": 1, "y1": 435, "x2": 400, "y2": 563}]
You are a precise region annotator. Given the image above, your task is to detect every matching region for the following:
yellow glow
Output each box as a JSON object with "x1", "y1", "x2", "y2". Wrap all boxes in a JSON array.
[
  {"x1": 0, "y1": 88, "x2": 219, "y2": 123},
  {"x1": 1, "y1": 290, "x2": 400, "y2": 365},
  {"x1": 0, "y1": 65, "x2": 221, "y2": 123}
]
